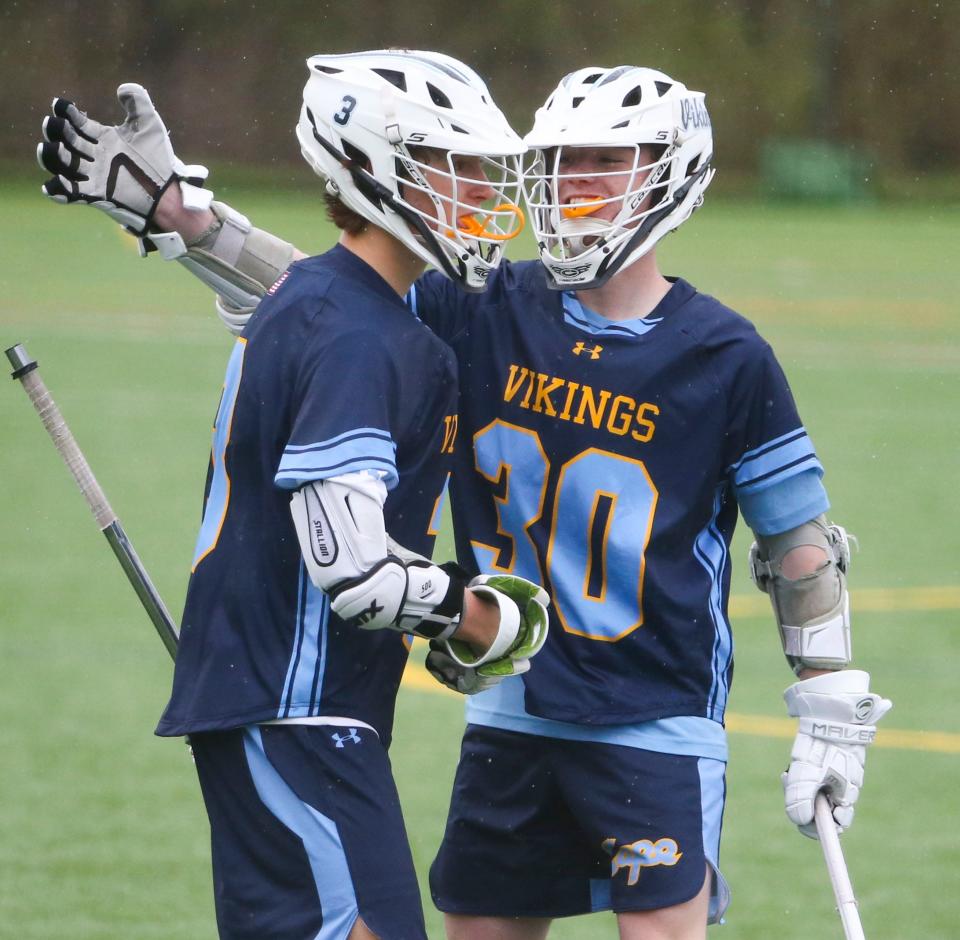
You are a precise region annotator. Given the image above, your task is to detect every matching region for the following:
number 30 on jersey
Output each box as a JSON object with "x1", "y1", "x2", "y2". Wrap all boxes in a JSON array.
[{"x1": 471, "y1": 420, "x2": 658, "y2": 642}]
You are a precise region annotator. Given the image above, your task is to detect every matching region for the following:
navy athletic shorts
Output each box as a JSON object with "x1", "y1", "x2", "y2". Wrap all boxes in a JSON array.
[
  {"x1": 191, "y1": 723, "x2": 427, "y2": 940},
  {"x1": 430, "y1": 725, "x2": 729, "y2": 922}
]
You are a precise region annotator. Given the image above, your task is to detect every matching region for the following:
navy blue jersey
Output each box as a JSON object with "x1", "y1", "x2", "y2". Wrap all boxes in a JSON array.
[
  {"x1": 408, "y1": 262, "x2": 828, "y2": 732},
  {"x1": 157, "y1": 246, "x2": 458, "y2": 743}
]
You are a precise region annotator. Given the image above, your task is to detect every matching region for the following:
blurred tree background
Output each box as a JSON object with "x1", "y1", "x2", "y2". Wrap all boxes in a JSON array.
[{"x1": 1, "y1": 0, "x2": 957, "y2": 199}]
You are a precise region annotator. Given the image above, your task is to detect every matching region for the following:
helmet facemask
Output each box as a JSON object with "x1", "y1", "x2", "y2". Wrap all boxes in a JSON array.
[
  {"x1": 393, "y1": 146, "x2": 525, "y2": 281},
  {"x1": 527, "y1": 143, "x2": 672, "y2": 263}
]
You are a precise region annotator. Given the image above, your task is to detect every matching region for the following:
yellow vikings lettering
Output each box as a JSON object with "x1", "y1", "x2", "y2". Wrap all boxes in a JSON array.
[
  {"x1": 503, "y1": 365, "x2": 659, "y2": 443},
  {"x1": 601, "y1": 837, "x2": 683, "y2": 886},
  {"x1": 440, "y1": 414, "x2": 459, "y2": 454}
]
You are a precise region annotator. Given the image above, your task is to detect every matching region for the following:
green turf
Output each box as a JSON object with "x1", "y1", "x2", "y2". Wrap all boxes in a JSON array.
[{"x1": 1, "y1": 182, "x2": 958, "y2": 937}]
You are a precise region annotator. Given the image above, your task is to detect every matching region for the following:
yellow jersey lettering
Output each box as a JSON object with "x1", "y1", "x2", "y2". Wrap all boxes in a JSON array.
[
  {"x1": 533, "y1": 373, "x2": 566, "y2": 416},
  {"x1": 574, "y1": 384, "x2": 612, "y2": 429},
  {"x1": 632, "y1": 402, "x2": 660, "y2": 442},
  {"x1": 440, "y1": 414, "x2": 459, "y2": 454},
  {"x1": 503, "y1": 364, "x2": 530, "y2": 404},
  {"x1": 501, "y1": 367, "x2": 659, "y2": 444},
  {"x1": 605, "y1": 394, "x2": 636, "y2": 436},
  {"x1": 558, "y1": 381, "x2": 580, "y2": 421}
]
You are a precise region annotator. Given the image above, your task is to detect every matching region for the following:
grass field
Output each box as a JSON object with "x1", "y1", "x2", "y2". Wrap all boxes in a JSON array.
[{"x1": 1, "y1": 178, "x2": 958, "y2": 938}]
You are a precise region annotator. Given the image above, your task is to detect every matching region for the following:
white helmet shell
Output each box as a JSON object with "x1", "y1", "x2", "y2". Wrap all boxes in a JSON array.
[
  {"x1": 297, "y1": 50, "x2": 526, "y2": 290},
  {"x1": 523, "y1": 66, "x2": 715, "y2": 289}
]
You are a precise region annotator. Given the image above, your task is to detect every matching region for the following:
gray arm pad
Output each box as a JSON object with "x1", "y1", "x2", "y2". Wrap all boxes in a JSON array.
[
  {"x1": 749, "y1": 515, "x2": 854, "y2": 674},
  {"x1": 148, "y1": 201, "x2": 294, "y2": 333}
]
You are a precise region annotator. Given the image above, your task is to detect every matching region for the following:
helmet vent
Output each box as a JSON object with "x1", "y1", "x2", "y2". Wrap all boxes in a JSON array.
[
  {"x1": 621, "y1": 86, "x2": 643, "y2": 108},
  {"x1": 313, "y1": 65, "x2": 342, "y2": 75},
  {"x1": 427, "y1": 83, "x2": 453, "y2": 109},
  {"x1": 572, "y1": 97, "x2": 585, "y2": 109},
  {"x1": 342, "y1": 139, "x2": 369, "y2": 167},
  {"x1": 655, "y1": 80, "x2": 673, "y2": 97},
  {"x1": 612, "y1": 120, "x2": 629, "y2": 129},
  {"x1": 583, "y1": 72, "x2": 603, "y2": 84},
  {"x1": 598, "y1": 66, "x2": 632, "y2": 86},
  {"x1": 373, "y1": 68, "x2": 407, "y2": 91},
  {"x1": 451, "y1": 124, "x2": 468, "y2": 134}
]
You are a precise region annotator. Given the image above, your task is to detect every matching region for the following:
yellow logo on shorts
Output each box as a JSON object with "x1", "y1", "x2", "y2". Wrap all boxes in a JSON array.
[{"x1": 601, "y1": 837, "x2": 683, "y2": 885}]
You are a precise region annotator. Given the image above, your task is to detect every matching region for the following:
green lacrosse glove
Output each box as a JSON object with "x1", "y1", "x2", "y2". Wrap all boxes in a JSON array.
[{"x1": 444, "y1": 573, "x2": 550, "y2": 679}]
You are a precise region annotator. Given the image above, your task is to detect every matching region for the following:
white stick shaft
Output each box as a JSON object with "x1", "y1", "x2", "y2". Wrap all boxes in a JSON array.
[
  {"x1": 16, "y1": 361, "x2": 118, "y2": 529},
  {"x1": 815, "y1": 793, "x2": 866, "y2": 940}
]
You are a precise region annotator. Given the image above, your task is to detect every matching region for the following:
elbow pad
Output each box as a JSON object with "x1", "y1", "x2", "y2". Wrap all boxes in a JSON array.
[
  {"x1": 149, "y1": 200, "x2": 294, "y2": 332},
  {"x1": 749, "y1": 516, "x2": 855, "y2": 674},
  {"x1": 289, "y1": 473, "x2": 465, "y2": 641}
]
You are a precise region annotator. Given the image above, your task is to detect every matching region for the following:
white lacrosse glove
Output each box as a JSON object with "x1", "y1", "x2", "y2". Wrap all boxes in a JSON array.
[
  {"x1": 782, "y1": 669, "x2": 891, "y2": 839},
  {"x1": 36, "y1": 83, "x2": 212, "y2": 244}
]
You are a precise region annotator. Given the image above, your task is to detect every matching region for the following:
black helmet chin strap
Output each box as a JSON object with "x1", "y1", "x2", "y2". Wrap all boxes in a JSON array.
[{"x1": 588, "y1": 156, "x2": 713, "y2": 287}]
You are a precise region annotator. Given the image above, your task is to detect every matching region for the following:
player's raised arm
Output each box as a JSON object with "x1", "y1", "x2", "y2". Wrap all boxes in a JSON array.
[
  {"x1": 289, "y1": 471, "x2": 548, "y2": 689},
  {"x1": 748, "y1": 517, "x2": 892, "y2": 838},
  {"x1": 37, "y1": 84, "x2": 300, "y2": 333}
]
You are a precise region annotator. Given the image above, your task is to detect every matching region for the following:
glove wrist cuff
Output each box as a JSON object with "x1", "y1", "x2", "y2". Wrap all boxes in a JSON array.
[{"x1": 444, "y1": 586, "x2": 521, "y2": 668}]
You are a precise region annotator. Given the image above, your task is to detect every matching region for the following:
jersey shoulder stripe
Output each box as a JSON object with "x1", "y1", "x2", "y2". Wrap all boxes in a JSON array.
[
  {"x1": 275, "y1": 428, "x2": 398, "y2": 490},
  {"x1": 731, "y1": 427, "x2": 822, "y2": 492}
]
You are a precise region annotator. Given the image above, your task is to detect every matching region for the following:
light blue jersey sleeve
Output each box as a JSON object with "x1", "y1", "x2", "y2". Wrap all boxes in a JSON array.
[{"x1": 736, "y1": 465, "x2": 830, "y2": 535}]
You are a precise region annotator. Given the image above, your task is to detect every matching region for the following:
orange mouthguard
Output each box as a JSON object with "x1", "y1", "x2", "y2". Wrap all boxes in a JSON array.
[
  {"x1": 561, "y1": 200, "x2": 604, "y2": 219},
  {"x1": 454, "y1": 203, "x2": 526, "y2": 241}
]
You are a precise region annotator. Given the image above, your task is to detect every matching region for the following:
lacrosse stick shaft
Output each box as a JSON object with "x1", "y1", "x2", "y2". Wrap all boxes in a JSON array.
[
  {"x1": 815, "y1": 793, "x2": 866, "y2": 940},
  {"x1": 7, "y1": 343, "x2": 179, "y2": 659}
]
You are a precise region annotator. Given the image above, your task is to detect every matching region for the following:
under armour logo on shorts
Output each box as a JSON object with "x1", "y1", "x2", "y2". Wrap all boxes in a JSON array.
[{"x1": 331, "y1": 729, "x2": 363, "y2": 748}]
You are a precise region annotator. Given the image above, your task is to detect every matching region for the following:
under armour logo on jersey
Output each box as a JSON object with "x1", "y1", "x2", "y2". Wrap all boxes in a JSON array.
[
  {"x1": 573, "y1": 342, "x2": 603, "y2": 359},
  {"x1": 331, "y1": 729, "x2": 362, "y2": 748},
  {"x1": 601, "y1": 837, "x2": 683, "y2": 885}
]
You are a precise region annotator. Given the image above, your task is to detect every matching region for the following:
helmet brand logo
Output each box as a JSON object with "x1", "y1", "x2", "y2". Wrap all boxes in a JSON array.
[{"x1": 550, "y1": 262, "x2": 591, "y2": 278}]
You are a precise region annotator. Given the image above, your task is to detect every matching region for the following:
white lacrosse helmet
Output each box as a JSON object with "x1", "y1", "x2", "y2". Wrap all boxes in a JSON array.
[
  {"x1": 297, "y1": 50, "x2": 526, "y2": 291},
  {"x1": 523, "y1": 66, "x2": 715, "y2": 289}
]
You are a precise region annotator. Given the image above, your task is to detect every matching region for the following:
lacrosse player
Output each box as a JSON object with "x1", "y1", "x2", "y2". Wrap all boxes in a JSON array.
[
  {"x1": 39, "y1": 63, "x2": 891, "y2": 940},
  {"x1": 38, "y1": 51, "x2": 548, "y2": 940}
]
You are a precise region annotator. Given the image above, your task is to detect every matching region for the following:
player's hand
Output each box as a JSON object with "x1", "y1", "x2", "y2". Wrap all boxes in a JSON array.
[
  {"x1": 425, "y1": 641, "x2": 503, "y2": 695},
  {"x1": 444, "y1": 573, "x2": 550, "y2": 679},
  {"x1": 36, "y1": 83, "x2": 212, "y2": 238},
  {"x1": 782, "y1": 670, "x2": 891, "y2": 839}
]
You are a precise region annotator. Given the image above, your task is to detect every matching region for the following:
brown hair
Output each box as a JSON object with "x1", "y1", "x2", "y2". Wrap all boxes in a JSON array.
[{"x1": 323, "y1": 190, "x2": 368, "y2": 235}]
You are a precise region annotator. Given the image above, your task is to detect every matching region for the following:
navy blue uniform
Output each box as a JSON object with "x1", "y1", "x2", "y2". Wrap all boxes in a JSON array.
[
  {"x1": 410, "y1": 261, "x2": 828, "y2": 920},
  {"x1": 159, "y1": 245, "x2": 457, "y2": 744},
  {"x1": 159, "y1": 245, "x2": 457, "y2": 939}
]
